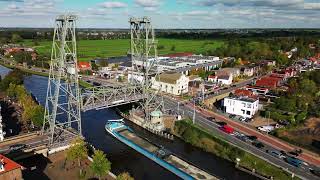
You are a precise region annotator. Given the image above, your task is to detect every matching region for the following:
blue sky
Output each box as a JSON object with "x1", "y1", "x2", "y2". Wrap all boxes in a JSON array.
[{"x1": 0, "y1": 0, "x2": 320, "y2": 28}]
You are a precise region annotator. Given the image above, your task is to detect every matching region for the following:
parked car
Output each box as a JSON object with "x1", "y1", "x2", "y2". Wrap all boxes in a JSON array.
[
  {"x1": 9, "y1": 144, "x2": 26, "y2": 151},
  {"x1": 285, "y1": 156, "x2": 302, "y2": 168},
  {"x1": 252, "y1": 141, "x2": 264, "y2": 149},
  {"x1": 288, "y1": 151, "x2": 300, "y2": 157},
  {"x1": 229, "y1": 114, "x2": 236, "y2": 118},
  {"x1": 239, "y1": 117, "x2": 246, "y2": 122},
  {"x1": 257, "y1": 125, "x2": 275, "y2": 133}
]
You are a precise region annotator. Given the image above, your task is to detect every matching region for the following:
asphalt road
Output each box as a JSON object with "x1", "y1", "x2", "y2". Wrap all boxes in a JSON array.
[{"x1": 163, "y1": 97, "x2": 320, "y2": 180}]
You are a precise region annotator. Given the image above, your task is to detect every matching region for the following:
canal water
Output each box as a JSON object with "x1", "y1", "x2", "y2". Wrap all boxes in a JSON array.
[{"x1": 0, "y1": 66, "x2": 257, "y2": 180}]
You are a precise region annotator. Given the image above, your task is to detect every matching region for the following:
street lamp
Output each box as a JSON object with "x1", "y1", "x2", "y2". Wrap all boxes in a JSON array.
[{"x1": 193, "y1": 99, "x2": 196, "y2": 124}]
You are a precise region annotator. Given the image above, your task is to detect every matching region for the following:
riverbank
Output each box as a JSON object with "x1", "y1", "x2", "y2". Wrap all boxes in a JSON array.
[
  {"x1": 0, "y1": 62, "x2": 92, "y2": 88},
  {"x1": 174, "y1": 120, "x2": 298, "y2": 180}
]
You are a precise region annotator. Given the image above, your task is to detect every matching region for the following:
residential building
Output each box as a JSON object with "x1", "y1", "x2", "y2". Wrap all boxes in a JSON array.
[
  {"x1": 207, "y1": 75, "x2": 217, "y2": 82},
  {"x1": 77, "y1": 62, "x2": 91, "y2": 71},
  {"x1": 152, "y1": 73, "x2": 189, "y2": 95},
  {"x1": 217, "y1": 74, "x2": 233, "y2": 85},
  {"x1": 217, "y1": 68, "x2": 240, "y2": 77},
  {"x1": 255, "y1": 76, "x2": 282, "y2": 89},
  {"x1": 240, "y1": 65, "x2": 259, "y2": 77},
  {"x1": 0, "y1": 154, "x2": 23, "y2": 180},
  {"x1": 223, "y1": 96, "x2": 259, "y2": 118},
  {"x1": 245, "y1": 86, "x2": 269, "y2": 95}
]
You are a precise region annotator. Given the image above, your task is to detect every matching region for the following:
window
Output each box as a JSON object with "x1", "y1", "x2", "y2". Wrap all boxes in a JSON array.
[
  {"x1": 247, "y1": 103, "x2": 252, "y2": 108},
  {"x1": 242, "y1": 102, "x2": 246, "y2": 107},
  {"x1": 246, "y1": 111, "x2": 251, "y2": 115},
  {"x1": 241, "y1": 109, "x2": 245, "y2": 114}
]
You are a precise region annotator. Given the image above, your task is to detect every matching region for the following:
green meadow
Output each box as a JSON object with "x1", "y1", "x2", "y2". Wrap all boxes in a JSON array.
[{"x1": 23, "y1": 38, "x2": 224, "y2": 61}]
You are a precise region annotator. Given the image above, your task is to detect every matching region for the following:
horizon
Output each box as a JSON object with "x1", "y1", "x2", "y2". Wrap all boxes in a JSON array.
[{"x1": 0, "y1": 0, "x2": 320, "y2": 29}]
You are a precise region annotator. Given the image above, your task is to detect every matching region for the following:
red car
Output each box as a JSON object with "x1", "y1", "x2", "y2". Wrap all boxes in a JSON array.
[{"x1": 220, "y1": 125, "x2": 234, "y2": 134}]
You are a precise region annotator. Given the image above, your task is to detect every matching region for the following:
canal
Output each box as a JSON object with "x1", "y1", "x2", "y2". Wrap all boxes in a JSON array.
[{"x1": 0, "y1": 66, "x2": 257, "y2": 180}]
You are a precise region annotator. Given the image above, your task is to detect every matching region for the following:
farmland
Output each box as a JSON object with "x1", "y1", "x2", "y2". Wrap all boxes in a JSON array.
[{"x1": 23, "y1": 38, "x2": 224, "y2": 61}]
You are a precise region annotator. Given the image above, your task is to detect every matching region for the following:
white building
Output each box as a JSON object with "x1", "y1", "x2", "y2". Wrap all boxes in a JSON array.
[
  {"x1": 223, "y1": 96, "x2": 259, "y2": 118},
  {"x1": 152, "y1": 73, "x2": 189, "y2": 95},
  {"x1": 217, "y1": 74, "x2": 233, "y2": 85}
]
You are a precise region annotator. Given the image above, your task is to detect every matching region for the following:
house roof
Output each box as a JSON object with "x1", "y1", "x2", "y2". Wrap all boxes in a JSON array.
[
  {"x1": 78, "y1": 62, "x2": 91, "y2": 69},
  {"x1": 0, "y1": 154, "x2": 22, "y2": 174},
  {"x1": 156, "y1": 73, "x2": 183, "y2": 84},
  {"x1": 208, "y1": 75, "x2": 217, "y2": 79},
  {"x1": 218, "y1": 75, "x2": 230, "y2": 80},
  {"x1": 234, "y1": 89, "x2": 256, "y2": 97}
]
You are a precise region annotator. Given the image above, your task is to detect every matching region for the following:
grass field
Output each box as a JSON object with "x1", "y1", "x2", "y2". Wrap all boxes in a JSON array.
[{"x1": 23, "y1": 39, "x2": 224, "y2": 61}]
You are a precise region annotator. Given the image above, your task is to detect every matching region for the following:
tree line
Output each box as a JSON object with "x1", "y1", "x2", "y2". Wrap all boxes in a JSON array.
[{"x1": 0, "y1": 69, "x2": 44, "y2": 128}]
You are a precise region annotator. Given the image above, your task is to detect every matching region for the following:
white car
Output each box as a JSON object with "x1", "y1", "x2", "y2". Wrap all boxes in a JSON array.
[{"x1": 257, "y1": 125, "x2": 275, "y2": 133}]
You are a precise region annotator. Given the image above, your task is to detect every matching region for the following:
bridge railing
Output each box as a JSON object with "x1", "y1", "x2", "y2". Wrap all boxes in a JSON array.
[{"x1": 81, "y1": 84, "x2": 145, "y2": 111}]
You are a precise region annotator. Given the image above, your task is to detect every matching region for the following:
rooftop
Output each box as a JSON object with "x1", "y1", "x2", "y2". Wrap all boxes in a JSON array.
[
  {"x1": 156, "y1": 73, "x2": 183, "y2": 84},
  {"x1": 0, "y1": 154, "x2": 22, "y2": 174}
]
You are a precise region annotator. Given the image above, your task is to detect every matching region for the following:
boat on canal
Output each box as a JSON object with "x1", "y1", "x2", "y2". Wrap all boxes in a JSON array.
[{"x1": 105, "y1": 119, "x2": 216, "y2": 180}]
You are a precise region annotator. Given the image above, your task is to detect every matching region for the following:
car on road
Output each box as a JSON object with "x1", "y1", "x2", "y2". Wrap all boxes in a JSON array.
[
  {"x1": 310, "y1": 169, "x2": 320, "y2": 177},
  {"x1": 9, "y1": 144, "x2": 27, "y2": 151},
  {"x1": 206, "y1": 117, "x2": 215, "y2": 121},
  {"x1": 216, "y1": 121, "x2": 227, "y2": 126},
  {"x1": 41, "y1": 69, "x2": 46, "y2": 72},
  {"x1": 268, "y1": 150, "x2": 286, "y2": 159},
  {"x1": 252, "y1": 141, "x2": 264, "y2": 149},
  {"x1": 229, "y1": 114, "x2": 236, "y2": 118},
  {"x1": 219, "y1": 125, "x2": 234, "y2": 134},
  {"x1": 285, "y1": 156, "x2": 302, "y2": 168},
  {"x1": 246, "y1": 135, "x2": 257, "y2": 141}
]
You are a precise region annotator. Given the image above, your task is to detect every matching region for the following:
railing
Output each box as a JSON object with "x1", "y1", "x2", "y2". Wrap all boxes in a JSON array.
[{"x1": 81, "y1": 85, "x2": 145, "y2": 111}]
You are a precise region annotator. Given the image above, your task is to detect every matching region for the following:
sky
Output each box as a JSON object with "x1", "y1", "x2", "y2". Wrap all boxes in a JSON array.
[{"x1": 0, "y1": 0, "x2": 320, "y2": 28}]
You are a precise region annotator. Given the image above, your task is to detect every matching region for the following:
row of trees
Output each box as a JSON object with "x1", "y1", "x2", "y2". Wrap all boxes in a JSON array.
[
  {"x1": 0, "y1": 69, "x2": 44, "y2": 128},
  {"x1": 206, "y1": 37, "x2": 319, "y2": 66},
  {"x1": 266, "y1": 70, "x2": 320, "y2": 125},
  {"x1": 67, "y1": 138, "x2": 133, "y2": 180}
]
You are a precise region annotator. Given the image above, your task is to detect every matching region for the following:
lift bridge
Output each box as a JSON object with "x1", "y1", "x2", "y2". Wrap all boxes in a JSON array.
[{"x1": 42, "y1": 15, "x2": 158, "y2": 147}]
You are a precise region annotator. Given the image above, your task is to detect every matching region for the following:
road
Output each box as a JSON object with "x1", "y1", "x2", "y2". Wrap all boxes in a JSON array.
[{"x1": 163, "y1": 97, "x2": 320, "y2": 180}]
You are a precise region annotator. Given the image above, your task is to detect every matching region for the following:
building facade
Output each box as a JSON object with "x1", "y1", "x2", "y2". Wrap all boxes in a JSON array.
[
  {"x1": 223, "y1": 96, "x2": 259, "y2": 118},
  {"x1": 152, "y1": 73, "x2": 189, "y2": 95}
]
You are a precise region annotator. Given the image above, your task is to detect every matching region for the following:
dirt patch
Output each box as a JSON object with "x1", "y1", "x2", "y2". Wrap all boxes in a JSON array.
[
  {"x1": 277, "y1": 118, "x2": 320, "y2": 153},
  {"x1": 250, "y1": 116, "x2": 276, "y2": 127},
  {"x1": 45, "y1": 151, "x2": 115, "y2": 180}
]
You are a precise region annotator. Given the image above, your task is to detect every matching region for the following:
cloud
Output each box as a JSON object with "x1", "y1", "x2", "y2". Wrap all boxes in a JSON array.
[
  {"x1": 100, "y1": 1, "x2": 127, "y2": 8},
  {"x1": 134, "y1": 0, "x2": 161, "y2": 7}
]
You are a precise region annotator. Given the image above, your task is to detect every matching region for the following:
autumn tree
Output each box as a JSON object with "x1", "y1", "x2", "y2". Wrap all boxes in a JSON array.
[
  {"x1": 90, "y1": 150, "x2": 111, "y2": 180},
  {"x1": 117, "y1": 172, "x2": 134, "y2": 180}
]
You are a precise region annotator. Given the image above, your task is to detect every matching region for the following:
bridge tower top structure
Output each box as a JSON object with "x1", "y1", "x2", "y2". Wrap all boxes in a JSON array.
[
  {"x1": 129, "y1": 17, "x2": 163, "y2": 122},
  {"x1": 43, "y1": 14, "x2": 82, "y2": 146}
]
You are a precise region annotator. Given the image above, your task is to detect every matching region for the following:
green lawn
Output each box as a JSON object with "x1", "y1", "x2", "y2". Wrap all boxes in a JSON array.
[{"x1": 23, "y1": 39, "x2": 224, "y2": 61}]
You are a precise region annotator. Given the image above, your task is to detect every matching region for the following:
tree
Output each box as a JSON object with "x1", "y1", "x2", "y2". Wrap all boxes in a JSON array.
[
  {"x1": 67, "y1": 137, "x2": 88, "y2": 176},
  {"x1": 117, "y1": 172, "x2": 134, "y2": 180},
  {"x1": 11, "y1": 34, "x2": 23, "y2": 43},
  {"x1": 170, "y1": 45, "x2": 176, "y2": 51},
  {"x1": 91, "y1": 62, "x2": 99, "y2": 71},
  {"x1": 90, "y1": 150, "x2": 111, "y2": 180}
]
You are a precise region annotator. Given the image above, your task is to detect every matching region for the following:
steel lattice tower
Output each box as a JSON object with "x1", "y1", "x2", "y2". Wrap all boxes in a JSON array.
[
  {"x1": 43, "y1": 14, "x2": 82, "y2": 146},
  {"x1": 130, "y1": 17, "x2": 163, "y2": 122}
]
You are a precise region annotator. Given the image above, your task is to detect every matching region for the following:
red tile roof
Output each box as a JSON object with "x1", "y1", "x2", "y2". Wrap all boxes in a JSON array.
[
  {"x1": 234, "y1": 89, "x2": 258, "y2": 99},
  {"x1": 255, "y1": 76, "x2": 281, "y2": 89},
  {"x1": 0, "y1": 154, "x2": 22, "y2": 174},
  {"x1": 208, "y1": 75, "x2": 217, "y2": 79},
  {"x1": 77, "y1": 62, "x2": 91, "y2": 69}
]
